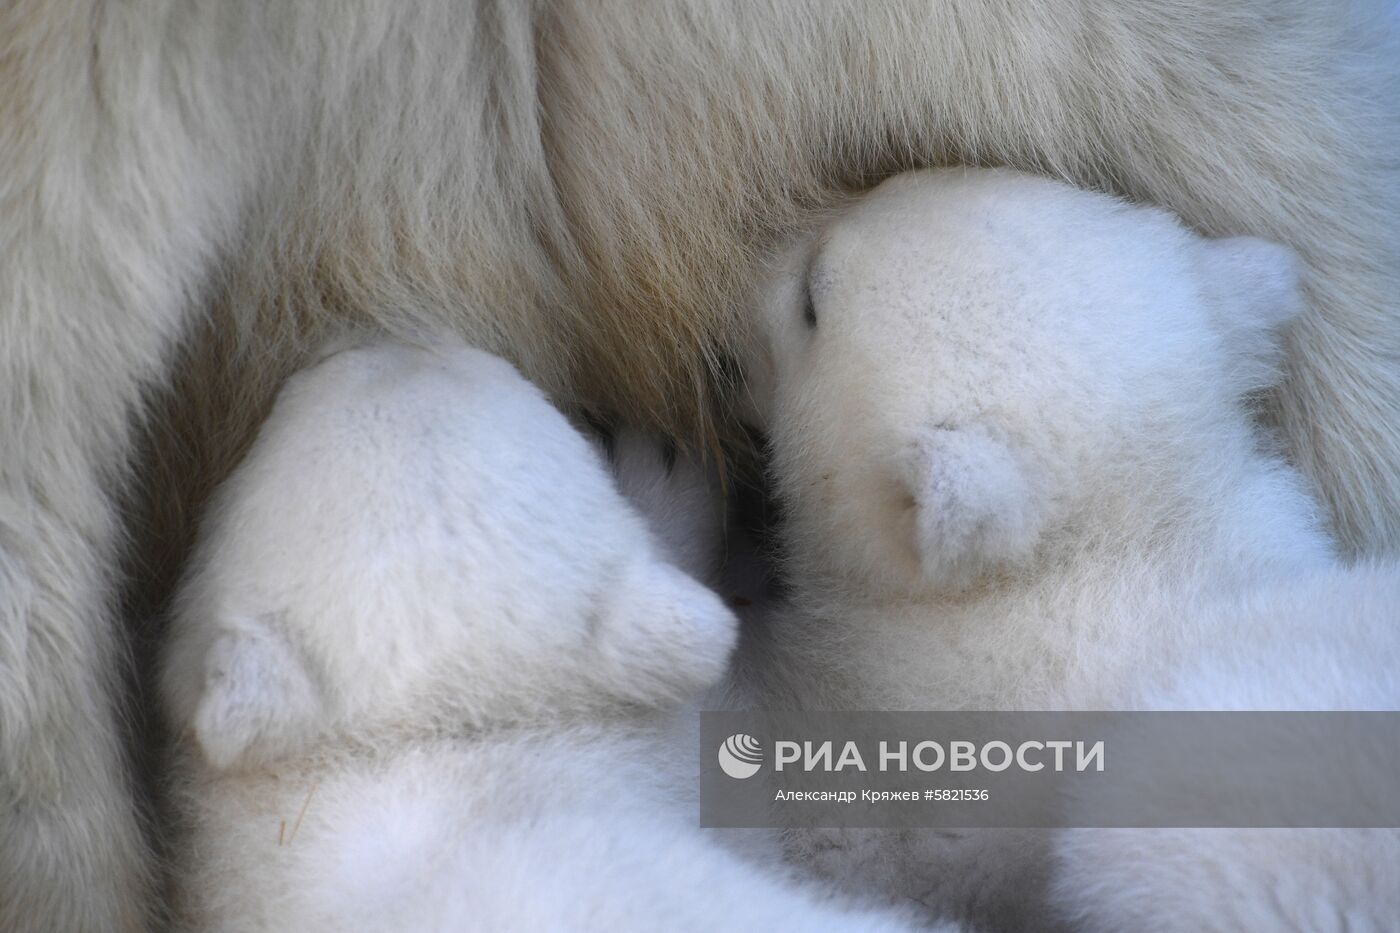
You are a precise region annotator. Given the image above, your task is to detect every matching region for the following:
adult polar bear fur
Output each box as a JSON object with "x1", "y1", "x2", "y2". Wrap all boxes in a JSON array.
[
  {"x1": 742, "y1": 167, "x2": 1389, "y2": 928},
  {"x1": 160, "y1": 339, "x2": 930, "y2": 933},
  {"x1": 1, "y1": 2, "x2": 1398, "y2": 928}
]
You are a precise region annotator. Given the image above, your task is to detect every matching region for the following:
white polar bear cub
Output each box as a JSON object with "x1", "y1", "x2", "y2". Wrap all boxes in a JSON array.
[
  {"x1": 162, "y1": 340, "x2": 735, "y2": 769},
  {"x1": 745, "y1": 167, "x2": 1398, "y2": 929},
  {"x1": 161, "y1": 339, "x2": 927, "y2": 932},
  {"x1": 748, "y1": 166, "x2": 1336, "y2": 713}
]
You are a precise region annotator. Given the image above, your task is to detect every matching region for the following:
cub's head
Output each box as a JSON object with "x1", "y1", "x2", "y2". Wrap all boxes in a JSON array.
[
  {"x1": 162, "y1": 340, "x2": 736, "y2": 770},
  {"x1": 746, "y1": 168, "x2": 1301, "y2": 596}
]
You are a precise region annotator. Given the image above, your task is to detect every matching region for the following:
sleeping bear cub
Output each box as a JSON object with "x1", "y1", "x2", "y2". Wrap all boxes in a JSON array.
[
  {"x1": 744, "y1": 167, "x2": 1398, "y2": 930},
  {"x1": 160, "y1": 339, "x2": 926, "y2": 932}
]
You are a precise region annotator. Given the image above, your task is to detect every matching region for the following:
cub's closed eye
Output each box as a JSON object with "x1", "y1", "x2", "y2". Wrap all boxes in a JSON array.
[{"x1": 802, "y1": 283, "x2": 818, "y2": 329}]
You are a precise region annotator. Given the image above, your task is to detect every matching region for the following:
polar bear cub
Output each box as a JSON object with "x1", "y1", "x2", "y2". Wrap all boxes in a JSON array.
[
  {"x1": 746, "y1": 165, "x2": 1334, "y2": 712},
  {"x1": 161, "y1": 338, "x2": 926, "y2": 932},
  {"x1": 162, "y1": 339, "x2": 736, "y2": 769},
  {"x1": 743, "y1": 167, "x2": 1396, "y2": 928}
]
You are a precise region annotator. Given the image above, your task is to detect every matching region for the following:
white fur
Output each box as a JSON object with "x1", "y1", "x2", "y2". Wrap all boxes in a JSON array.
[
  {"x1": 161, "y1": 339, "x2": 929, "y2": 932},
  {"x1": 746, "y1": 168, "x2": 1396, "y2": 927},
  {"x1": 3, "y1": 3, "x2": 1399, "y2": 926},
  {"x1": 162, "y1": 340, "x2": 737, "y2": 767},
  {"x1": 1052, "y1": 565, "x2": 1400, "y2": 932},
  {"x1": 169, "y1": 727, "x2": 941, "y2": 933}
]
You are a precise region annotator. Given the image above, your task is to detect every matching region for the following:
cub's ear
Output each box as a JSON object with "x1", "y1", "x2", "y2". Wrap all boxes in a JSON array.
[
  {"x1": 900, "y1": 425, "x2": 1045, "y2": 589},
  {"x1": 590, "y1": 558, "x2": 738, "y2": 707},
  {"x1": 1195, "y1": 236, "x2": 1303, "y2": 390},
  {"x1": 189, "y1": 621, "x2": 323, "y2": 770}
]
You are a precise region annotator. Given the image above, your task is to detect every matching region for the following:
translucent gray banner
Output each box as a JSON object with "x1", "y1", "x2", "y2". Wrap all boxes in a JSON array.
[{"x1": 700, "y1": 712, "x2": 1400, "y2": 828}]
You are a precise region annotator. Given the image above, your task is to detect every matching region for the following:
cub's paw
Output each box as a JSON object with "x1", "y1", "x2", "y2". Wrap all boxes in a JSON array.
[{"x1": 610, "y1": 427, "x2": 724, "y2": 582}]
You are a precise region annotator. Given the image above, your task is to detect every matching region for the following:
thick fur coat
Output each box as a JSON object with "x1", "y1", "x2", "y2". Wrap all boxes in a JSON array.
[
  {"x1": 744, "y1": 168, "x2": 1398, "y2": 929},
  {"x1": 1, "y1": 2, "x2": 1398, "y2": 927},
  {"x1": 161, "y1": 339, "x2": 928, "y2": 932},
  {"x1": 1051, "y1": 564, "x2": 1400, "y2": 932}
]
